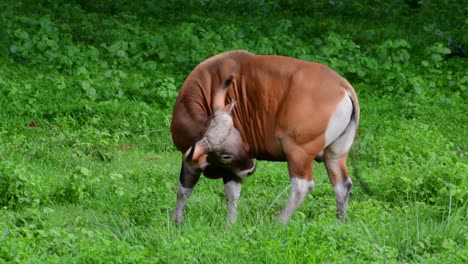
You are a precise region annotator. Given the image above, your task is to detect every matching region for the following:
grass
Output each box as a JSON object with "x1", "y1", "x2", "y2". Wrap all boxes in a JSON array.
[
  {"x1": 0, "y1": 0, "x2": 467, "y2": 263},
  {"x1": 1, "y1": 121, "x2": 466, "y2": 262},
  {"x1": 361, "y1": 202, "x2": 467, "y2": 262}
]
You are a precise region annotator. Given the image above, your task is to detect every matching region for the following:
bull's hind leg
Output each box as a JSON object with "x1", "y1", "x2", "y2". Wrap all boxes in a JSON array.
[
  {"x1": 172, "y1": 160, "x2": 201, "y2": 223},
  {"x1": 324, "y1": 154, "x2": 352, "y2": 220},
  {"x1": 279, "y1": 176, "x2": 314, "y2": 224},
  {"x1": 324, "y1": 121, "x2": 357, "y2": 221},
  {"x1": 279, "y1": 144, "x2": 315, "y2": 224}
]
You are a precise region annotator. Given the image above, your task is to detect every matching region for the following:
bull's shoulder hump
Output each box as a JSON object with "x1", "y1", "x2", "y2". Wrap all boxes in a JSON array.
[{"x1": 197, "y1": 50, "x2": 254, "y2": 69}]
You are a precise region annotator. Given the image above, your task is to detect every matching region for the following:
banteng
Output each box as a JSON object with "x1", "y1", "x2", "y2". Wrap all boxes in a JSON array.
[{"x1": 171, "y1": 50, "x2": 360, "y2": 224}]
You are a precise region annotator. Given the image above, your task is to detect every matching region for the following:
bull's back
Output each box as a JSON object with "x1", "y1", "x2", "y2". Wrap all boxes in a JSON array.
[
  {"x1": 172, "y1": 51, "x2": 353, "y2": 159},
  {"x1": 228, "y1": 55, "x2": 348, "y2": 160}
]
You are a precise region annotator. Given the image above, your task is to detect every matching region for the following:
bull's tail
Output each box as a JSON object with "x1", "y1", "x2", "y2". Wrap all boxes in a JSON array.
[
  {"x1": 349, "y1": 135, "x2": 372, "y2": 196},
  {"x1": 346, "y1": 86, "x2": 372, "y2": 196},
  {"x1": 346, "y1": 87, "x2": 359, "y2": 128}
]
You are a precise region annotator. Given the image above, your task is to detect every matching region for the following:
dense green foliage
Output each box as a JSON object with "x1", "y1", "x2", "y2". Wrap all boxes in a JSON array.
[{"x1": 0, "y1": 0, "x2": 466, "y2": 263}]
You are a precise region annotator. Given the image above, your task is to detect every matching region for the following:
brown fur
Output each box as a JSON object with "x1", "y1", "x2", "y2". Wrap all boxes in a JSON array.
[{"x1": 171, "y1": 50, "x2": 357, "y2": 161}]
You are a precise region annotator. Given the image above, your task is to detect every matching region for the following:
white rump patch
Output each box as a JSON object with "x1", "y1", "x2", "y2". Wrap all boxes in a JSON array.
[{"x1": 324, "y1": 92, "x2": 353, "y2": 148}]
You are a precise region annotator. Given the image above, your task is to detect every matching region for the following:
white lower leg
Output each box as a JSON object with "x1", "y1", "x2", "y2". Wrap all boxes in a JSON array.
[
  {"x1": 334, "y1": 177, "x2": 352, "y2": 218},
  {"x1": 224, "y1": 181, "x2": 242, "y2": 222},
  {"x1": 172, "y1": 185, "x2": 194, "y2": 223},
  {"x1": 279, "y1": 177, "x2": 314, "y2": 224}
]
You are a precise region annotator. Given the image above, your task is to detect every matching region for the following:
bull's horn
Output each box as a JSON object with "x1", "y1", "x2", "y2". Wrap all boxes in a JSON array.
[
  {"x1": 184, "y1": 140, "x2": 208, "y2": 162},
  {"x1": 213, "y1": 75, "x2": 234, "y2": 111},
  {"x1": 185, "y1": 143, "x2": 196, "y2": 161},
  {"x1": 184, "y1": 142, "x2": 209, "y2": 171}
]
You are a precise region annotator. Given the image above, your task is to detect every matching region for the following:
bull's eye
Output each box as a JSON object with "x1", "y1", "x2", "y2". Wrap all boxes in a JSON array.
[{"x1": 221, "y1": 154, "x2": 234, "y2": 163}]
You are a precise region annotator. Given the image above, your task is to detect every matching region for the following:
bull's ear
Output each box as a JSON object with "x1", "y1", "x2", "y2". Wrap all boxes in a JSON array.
[{"x1": 224, "y1": 100, "x2": 236, "y2": 114}]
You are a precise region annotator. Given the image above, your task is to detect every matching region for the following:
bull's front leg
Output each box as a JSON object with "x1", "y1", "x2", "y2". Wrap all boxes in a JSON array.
[
  {"x1": 223, "y1": 177, "x2": 242, "y2": 223},
  {"x1": 172, "y1": 161, "x2": 200, "y2": 224}
]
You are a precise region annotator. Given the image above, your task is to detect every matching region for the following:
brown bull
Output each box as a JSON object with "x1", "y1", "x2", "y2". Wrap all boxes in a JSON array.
[{"x1": 171, "y1": 50, "x2": 359, "y2": 224}]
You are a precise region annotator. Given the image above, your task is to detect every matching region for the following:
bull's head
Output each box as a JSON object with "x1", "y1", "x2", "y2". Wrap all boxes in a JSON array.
[{"x1": 184, "y1": 75, "x2": 256, "y2": 178}]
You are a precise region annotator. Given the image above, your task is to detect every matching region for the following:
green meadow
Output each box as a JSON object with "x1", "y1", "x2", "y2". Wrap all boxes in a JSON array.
[{"x1": 0, "y1": 1, "x2": 466, "y2": 263}]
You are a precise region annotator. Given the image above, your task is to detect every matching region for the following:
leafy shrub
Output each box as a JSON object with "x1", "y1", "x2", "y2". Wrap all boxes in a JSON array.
[
  {"x1": 54, "y1": 166, "x2": 100, "y2": 204},
  {"x1": 423, "y1": 42, "x2": 452, "y2": 67},
  {"x1": 360, "y1": 120, "x2": 467, "y2": 208},
  {"x1": 0, "y1": 162, "x2": 45, "y2": 209},
  {"x1": 7, "y1": 15, "x2": 76, "y2": 69}
]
